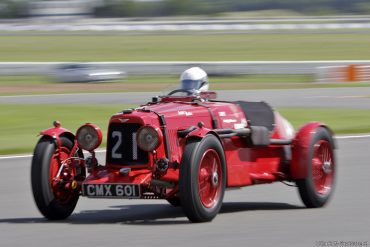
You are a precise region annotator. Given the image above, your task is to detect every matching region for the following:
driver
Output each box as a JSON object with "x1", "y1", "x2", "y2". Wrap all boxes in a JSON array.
[{"x1": 180, "y1": 67, "x2": 209, "y2": 94}]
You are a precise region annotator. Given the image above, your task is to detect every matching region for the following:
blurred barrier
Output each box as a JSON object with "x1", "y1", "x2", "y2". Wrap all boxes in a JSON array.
[
  {"x1": 2, "y1": 61, "x2": 370, "y2": 77},
  {"x1": 316, "y1": 64, "x2": 370, "y2": 83},
  {"x1": 2, "y1": 22, "x2": 370, "y2": 31}
]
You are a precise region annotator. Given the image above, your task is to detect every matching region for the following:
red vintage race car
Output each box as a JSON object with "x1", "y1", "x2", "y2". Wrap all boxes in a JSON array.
[{"x1": 31, "y1": 89, "x2": 336, "y2": 222}]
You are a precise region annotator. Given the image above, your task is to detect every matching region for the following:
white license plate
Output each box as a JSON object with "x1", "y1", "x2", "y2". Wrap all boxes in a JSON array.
[{"x1": 82, "y1": 183, "x2": 140, "y2": 198}]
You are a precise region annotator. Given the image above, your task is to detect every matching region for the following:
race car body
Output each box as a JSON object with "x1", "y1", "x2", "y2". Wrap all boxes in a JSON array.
[{"x1": 31, "y1": 90, "x2": 336, "y2": 222}]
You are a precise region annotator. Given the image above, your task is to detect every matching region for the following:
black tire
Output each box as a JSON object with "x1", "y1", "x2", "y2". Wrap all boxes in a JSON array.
[
  {"x1": 179, "y1": 135, "x2": 226, "y2": 222},
  {"x1": 166, "y1": 197, "x2": 181, "y2": 207},
  {"x1": 296, "y1": 127, "x2": 336, "y2": 208},
  {"x1": 31, "y1": 136, "x2": 80, "y2": 220}
]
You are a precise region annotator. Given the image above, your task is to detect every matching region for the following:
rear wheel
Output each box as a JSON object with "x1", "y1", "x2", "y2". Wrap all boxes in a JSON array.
[
  {"x1": 296, "y1": 127, "x2": 336, "y2": 208},
  {"x1": 31, "y1": 136, "x2": 81, "y2": 220},
  {"x1": 179, "y1": 135, "x2": 226, "y2": 222}
]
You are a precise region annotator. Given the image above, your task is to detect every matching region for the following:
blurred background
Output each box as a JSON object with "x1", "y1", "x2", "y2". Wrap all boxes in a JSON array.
[
  {"x1": 1, "y1": 0, "x2": 370, "y2": 154},
  {"x1": 2, "y1": 0, "x2": 370, "y2": 18}
]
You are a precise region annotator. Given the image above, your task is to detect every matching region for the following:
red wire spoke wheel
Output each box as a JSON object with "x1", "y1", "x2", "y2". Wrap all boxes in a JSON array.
[
  {"x1": 311, "y1": 140, "x2": 334, "y2": 195},
  {"x1": 198, "y1": 149, "x2": 223, "y2": 209},
  {"x1": 31, "y1": 136, "x2": 82, "y2": 220},
  {"x1": 180, "y1": 135, "x2": 226, "y2": 223},
  {"x1": 49, "y1": 146, "x2": 76, "y2": 205},
  {"x1": 297, "y1": 127, "x2": 336, "y2": 208}
]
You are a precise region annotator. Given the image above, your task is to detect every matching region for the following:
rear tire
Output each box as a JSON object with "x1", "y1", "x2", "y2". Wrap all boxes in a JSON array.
[
  {"x1": 31, "y1": 136, "x2": 80, "y2": 220},
  {"x1": 296, "y1": 127, "x2": 336, "y2": 208},
  {"x1": 179, "y1": 135, "x2": 226, "y2": 222}
]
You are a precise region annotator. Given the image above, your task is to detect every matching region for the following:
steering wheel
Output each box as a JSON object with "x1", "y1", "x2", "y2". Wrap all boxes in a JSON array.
[{"x1": 167, "y1": 89, "x2": 195, "y2": 96}]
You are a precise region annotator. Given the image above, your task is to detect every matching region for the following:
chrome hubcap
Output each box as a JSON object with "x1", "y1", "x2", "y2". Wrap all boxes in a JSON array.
[
  {"x1": 211, "y1": 172, "x2": 219, "y2": 187},
  {"x1": 322, "y1": 161, "x2": 332, "y2": 174}
]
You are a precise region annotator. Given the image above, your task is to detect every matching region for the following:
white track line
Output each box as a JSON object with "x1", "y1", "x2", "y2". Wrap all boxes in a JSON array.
[
  {"x1": 0, "y1": 154, "x2": 33, "y2": 160},
  {"x1": 0, "y1": 148, "x2": 106, "y2": 160},
  {"x1": 1, "y1": 134, "x2": 369, "y2": 160},
  {"x1": 335, "y1": 134, "x2": 370, "y2": 139}
]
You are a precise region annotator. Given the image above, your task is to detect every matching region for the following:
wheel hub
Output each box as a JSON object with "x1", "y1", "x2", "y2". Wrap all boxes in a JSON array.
[
  {"x1": 211, "y1": 171, "x2": 219, "y2": 187},
  {"x1": 322, "y1": 161, "x2": 332, "y2": 174},
  {"x1": 312, "y1": 139, "x2": 334, "y2": 195},
  {"x1": 198, "y1": 149, "x2": 222, "y2": 209}
]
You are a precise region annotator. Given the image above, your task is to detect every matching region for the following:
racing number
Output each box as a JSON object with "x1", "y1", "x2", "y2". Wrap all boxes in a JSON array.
[
  {"x1": 111, "y1": 131, "x2": 138, "y2": 160},
  {"x1": 111, "y1": 131, "x2": 122, "y2": 159}
]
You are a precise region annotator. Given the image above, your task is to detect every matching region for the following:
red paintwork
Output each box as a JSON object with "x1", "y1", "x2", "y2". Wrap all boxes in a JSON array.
[
  {"x1": 290, "y1": 122, "x2": 330, "y2": 179},
  {"x1": 40, "y1": 124, "x2": 76, "y2": 154},
  {"x1": 187, "y1": 127, "x2": 212, "y2": 139},
  {"x1": 40, "y1": 126, "x2": 72, "y2": 140},
  {"x1": 83, "y1": 168, "x2": 152, "y2": 186},
  {"x1": 49, "y1": 92, "x2": 334, "y2": 200}
]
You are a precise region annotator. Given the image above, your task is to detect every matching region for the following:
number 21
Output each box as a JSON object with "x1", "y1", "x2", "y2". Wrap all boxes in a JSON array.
[{"x1": 111, "y1": 131, "x2": 138, "y2": 160}]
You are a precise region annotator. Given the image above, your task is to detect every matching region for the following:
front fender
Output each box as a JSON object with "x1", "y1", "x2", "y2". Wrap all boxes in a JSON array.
[
  {"x1": 186, "y1": 127, "x2": 211, "y2": 139},
  {"x1": 40, "y1": 123, "x2": 75, "y2": 148},
  {"x1": 290, "y1": 122, "x2": 335, "y2": 179},
  {"x1": 186, "y1": 127, "x2": 223, "y2": 148}
]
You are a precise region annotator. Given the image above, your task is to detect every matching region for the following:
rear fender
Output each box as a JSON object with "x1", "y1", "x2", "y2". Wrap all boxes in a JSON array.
[{"x1": 290, "y1": 122, "x2": 335, "y2": 179}]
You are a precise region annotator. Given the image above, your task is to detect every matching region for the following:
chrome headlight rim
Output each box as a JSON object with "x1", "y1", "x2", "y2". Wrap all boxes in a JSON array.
[
  {"x1": 76, "y1": 123, "x2": 102, "y2": 151},
  {"x1": 136, "y1": 125, "x2": 162, "y2": 152}
]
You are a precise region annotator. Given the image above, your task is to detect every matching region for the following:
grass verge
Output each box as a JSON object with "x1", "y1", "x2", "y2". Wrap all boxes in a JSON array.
[
  {"x1": 1, "y1": 33, "x2": 370, "y2": 61},
  {"x1": 1, "y1": 104, "x2": 370, "y2": 155},
  {"x1": 0, "y1": 104, "x2": 132, "y2": 155},
  {"x1": 279, "y1": 108, "x2": 370, "y2": 134}
]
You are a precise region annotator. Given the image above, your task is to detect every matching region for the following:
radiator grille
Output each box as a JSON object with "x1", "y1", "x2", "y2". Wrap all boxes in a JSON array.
[{"x1": 107, "y1": 123, "x2": 148, "y2": 165}]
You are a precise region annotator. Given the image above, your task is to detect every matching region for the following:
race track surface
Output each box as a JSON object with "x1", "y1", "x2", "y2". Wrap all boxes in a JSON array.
[
  {"x1": 0, "y1": 138, "x2": 369, "y2": 247},
  {"x1": 2, "y1": 87, "x2": 370, "y2": 109}
]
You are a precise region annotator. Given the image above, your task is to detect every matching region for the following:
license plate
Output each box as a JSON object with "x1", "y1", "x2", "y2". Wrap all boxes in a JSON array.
[{"x1": 82, "y1": 183, "x2": 140, "y2": 198}]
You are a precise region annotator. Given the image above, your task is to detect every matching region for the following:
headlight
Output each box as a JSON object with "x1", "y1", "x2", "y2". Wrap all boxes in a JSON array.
[
  {"x1": 76, "y1": 123, "x2": 102, "y2": 151},
  {"x1": 136, "y1": 126, "x2": 162, "y2": 152}
]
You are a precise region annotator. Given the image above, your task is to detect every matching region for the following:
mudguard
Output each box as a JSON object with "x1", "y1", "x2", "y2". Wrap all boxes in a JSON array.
[
  {"x1": 290, "y1": 122, "x2": 335, "y2": 179},
  {"x1": 186, "y1": 127, "x2": 211, "y2": 139},
  {"x1": 186, "y1": 127, "x2": 224, "y2": 146},
  {"x1": 39, "y1": 122, "x2": 75, "y2": 148}
]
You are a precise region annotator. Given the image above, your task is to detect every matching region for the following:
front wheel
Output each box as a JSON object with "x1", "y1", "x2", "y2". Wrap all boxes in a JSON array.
[
  {"x1": 296, "y1": 127, "x2": 336, "y2": 208},
  {"x1": 179, "y1": 135, "x2": 226, "y2": 222},
  {"x1": 31, "y1": 136, "x2": 81, "y2": 220}
]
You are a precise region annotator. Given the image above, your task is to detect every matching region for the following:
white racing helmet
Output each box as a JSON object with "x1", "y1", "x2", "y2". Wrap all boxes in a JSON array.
[{"x1": 180, "y1": 67, "x2": 209, "y2": 92}]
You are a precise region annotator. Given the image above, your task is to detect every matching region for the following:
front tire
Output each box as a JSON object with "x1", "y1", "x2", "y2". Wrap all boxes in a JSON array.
[
  {"x1": 31, "y1": 136, "x2": 80, "y2": 220},
  {"x1": 296, "y1": 127, "x2": 336, "y2": 208},
  {"x1": 179, "y1": 135, "x2": 226, "y2": 222}
]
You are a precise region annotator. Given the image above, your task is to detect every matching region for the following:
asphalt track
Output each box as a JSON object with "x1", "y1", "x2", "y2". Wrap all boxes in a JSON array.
[
  {"x1": 0, "y1": 138, "x2": 369, "y2": 247},
  {"x1": 2, "y1": 87, "x2": 370, "y2": 109}
]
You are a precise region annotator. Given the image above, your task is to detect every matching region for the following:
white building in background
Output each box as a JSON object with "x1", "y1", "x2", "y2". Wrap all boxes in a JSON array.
[{"x1": 29, "y1": 0, "x2": 102, "y2": 19}]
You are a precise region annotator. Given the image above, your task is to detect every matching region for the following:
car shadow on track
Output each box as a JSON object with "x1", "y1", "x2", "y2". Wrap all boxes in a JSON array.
[{"x1": 0, "y1": 202, "x2": 303, "y2": 225}]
